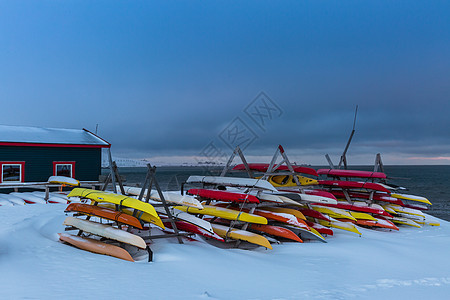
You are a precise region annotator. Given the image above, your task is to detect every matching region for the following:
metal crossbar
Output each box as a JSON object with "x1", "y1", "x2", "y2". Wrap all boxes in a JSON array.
[{"x1": 137, "y1": 164, "x2": 184, "y2": 245}]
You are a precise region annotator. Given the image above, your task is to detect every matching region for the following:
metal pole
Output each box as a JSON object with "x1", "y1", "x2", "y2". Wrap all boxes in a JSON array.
[
  {"x1": 113, "y1": 161, "x2": 125, "y2": 195},
  {"x1": 151, "y1": 166, "x2": 184, "y2": 244},
  {"x1": 220, "y1": 148, "x2": 237, "y2": 177},
  {"x1": 338, "y1": 105, "x2": 358, "y2": 169},
  {"x1": 107, "y1": 148, "x2": 117, "y2": 193},
  {"x1": 325, "y1": 154, "x2": 335, "y2": 169}
]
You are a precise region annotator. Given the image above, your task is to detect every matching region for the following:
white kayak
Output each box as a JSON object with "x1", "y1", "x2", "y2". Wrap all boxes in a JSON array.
[
  {"x1": 30, "y1": 191, "x2": 68, "y2": 204},
  {"x1": 155, "y1": 207, "x2": 214, "y2": 234},
  {"x1": 11, "y1": 192, "x2": 47, "y2": 204},
  {"x1": 63, "y1": 216, "x2": 147, "y2": 249},
  {"x1": 0, "y1": 196, "x2": 14, "y2": 206},
  {"x1": 50, "y1": 192, "x2": 73, "y2": 202},
  {"x1": 47, "y1": 175, "x2": 80, "y2": 186},
  {"x1": 1, "y1": 194, "x2": 26, "y2": 205},
  {"x1": 186, "y1": 176, "x2": 278, "y2": 192},
  {"x1": 224, "y1": 187, "x2": 284, "y2": 203},
  {"x1": 383, "y1": 204, "x2": 425, "y2": 218},
  {"x1": 119, "y1": 186, "x2": 203, "y2": 209},
  {"x1": 273, "y1": 192, "x2": 338, "y2": 204}
]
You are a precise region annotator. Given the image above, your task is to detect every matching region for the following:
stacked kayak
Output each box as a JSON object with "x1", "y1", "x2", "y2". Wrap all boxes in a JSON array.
[
  {"x1": 228, "y1": 163, "x2": 440, "y2": 237},
  {"x1": 60, "y1": 188, "x2": 221, "y2": 261},
  {"x1": 233, "y1": 163, "x2": 319, "y2": 187},
  {"x1": 315, "y1": 168, "x2": 439, "y2": 229},
  {"x1": 183, "y1": 175, "x2": 334, "y2": 247},
  {"x1": 1, "y1": 164, "x2": 441, "y2": 263},
  {"x1": 59, "y1": 189, "x2": 162, "y2": 262},
  {"x1": 0, "y1": 176, "x2": 78, "y2": 206}
]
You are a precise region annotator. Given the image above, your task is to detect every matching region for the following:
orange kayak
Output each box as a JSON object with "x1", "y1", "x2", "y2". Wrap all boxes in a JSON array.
[
  {"x1": 336, "y1": 217, "x2": 399, "y2": 230},
  {"x1": 253, "y1": 209, "x2": 310, "y2": 230},
  {"x1": 250, "y1": 224, "x2": 303, "y2": 243},
  {"x1": 262, "y1": 207, "x2": 306, "y2": 220},
  {"x1": 65, "y1": 203, "x2": 143, "y2": 229},
  {"x1": 58, "y1": 233, "x2": 134, "y2": 262},
  {"x1": 211, "y1": 203, "x2": 310, "y2": 230}
]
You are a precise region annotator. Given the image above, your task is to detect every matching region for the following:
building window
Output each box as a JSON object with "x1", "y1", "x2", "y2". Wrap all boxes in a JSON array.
[
  {"x1": 53, "y1": 161, "x2": 75, "y2": 178},
  {"x1": 0, "y1": 162, "x2": 25, "y2": 183}
]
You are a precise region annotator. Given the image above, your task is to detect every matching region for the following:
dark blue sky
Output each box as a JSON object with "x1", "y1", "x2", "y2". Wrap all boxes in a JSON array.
[{"x1": 1, "y1": 1, "x2": 449, "y2": 164}]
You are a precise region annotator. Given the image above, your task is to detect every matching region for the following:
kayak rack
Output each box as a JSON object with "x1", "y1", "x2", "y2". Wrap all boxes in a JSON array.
[
  {"x1": 220, "y1": 145, "x2": 328, "y2": 241},
  {"x1": 135, "y1": 164, "x2": 185, "y2": 245},
  {"x1": 101, "y1": 160, "x2": 125, "y2": 194},
  {"x1": 220, "y1": 145, "x2": 254, "y2": 178},
  {"x1": 93, "y1": 160, "x2": 185, "y2": 261},
  {"x1": 193, "y1": 145, "x2": 331, "y2": 249},
  {"x1": 326, "y1": 105, "x2": 359, "y2": 170},
  {"x1": 221, "y1": 145, "x2": 308, "y2": 190}
]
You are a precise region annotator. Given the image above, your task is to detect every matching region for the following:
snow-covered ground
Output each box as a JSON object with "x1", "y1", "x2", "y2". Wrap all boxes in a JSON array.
[{"x1": 0, "y1": 204, "x2": 449, "y2": 299}]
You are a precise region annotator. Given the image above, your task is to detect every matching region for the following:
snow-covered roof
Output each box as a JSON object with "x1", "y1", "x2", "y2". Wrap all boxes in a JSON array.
[{"x1": 0, "y1": 125, "x2": 110, "y2": 147}]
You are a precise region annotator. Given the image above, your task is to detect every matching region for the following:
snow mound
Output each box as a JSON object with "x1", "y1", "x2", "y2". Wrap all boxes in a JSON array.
[{"x1": 0, "y1": 205, "x2": 449, "y2": 299}]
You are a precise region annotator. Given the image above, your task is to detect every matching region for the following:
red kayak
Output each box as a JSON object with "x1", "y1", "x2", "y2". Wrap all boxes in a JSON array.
[
  {"x1": 403, "y1": 203, "x2": 429, "y2": 211},
  {"x1": 317, "y1": 169, "x2": 387, "y2": 179},
  {"x1": 253, "y1": 209, "x2": 310, "y2": 230},
  {"x1": 305, "y1": 221, "x2": 334, "y2": 236},
  {"x1": 187, "y1": 189, "x2": 260, "y2": 204},
  {"x1": 249, "y1": 224, "x2": 303, "y2": 243},
  {"x1": 304, "y1": 189, "x2": 337, "y2": 200},
  {"x1": 329, "y1": 190, "x2": 404, "y2": 206},
  {"x1": 318, "y1": 180, "x2": 391, "y2": 194},
  {"x1": 297, "y1": 208, "x2": 332, "y2": 221},
  {"x1": 164, "y1": 219, "x2": 224, "y2": 242},
  {"x1": 233, "y1": 163, "x2": 318, "y2": 177},
  {"x1": 312, "y1": 202, "x2": 393, "y2": 218},
  {"x1": 278, "y1": 188, "x2": 337, "y2": 201}
]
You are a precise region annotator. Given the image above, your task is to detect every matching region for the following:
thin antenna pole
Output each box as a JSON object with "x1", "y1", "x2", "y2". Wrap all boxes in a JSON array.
[
  {"x1": 352, "y1": 105, "x2": 358, "y2": 131},
  {"x1": 95, "y1": 124, "x2": 99, "y2": 135},
  {"x1": 338, "y1": 105, "x2": 359, "y2": 169}
]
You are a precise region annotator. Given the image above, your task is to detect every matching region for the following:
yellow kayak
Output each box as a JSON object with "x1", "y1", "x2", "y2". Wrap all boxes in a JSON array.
[
  {"x1": 390, "y1": 217, "x2": 421, "y2": 228},
  {"x1": 262, "y1": 207, "x2": 306, "y2": 220},
  {"x1": 211, "y1": 224, "x2": 272, "y2": 249},
  {"x1": 266, "y1": 175, "x2": 318, "y2": 187},
  {"x1": 98, "y1": 203, "x2": 165, "y2": 229},
  {"x1": 308, "y1": 226, "x2": 327, "y2": 241},
  {"x1": 381, "y1": 205, "x2": 397, "y2": 215},
  {"x1": 391, "y1": 193, "x2": 432, "y2": 205},
  {"x1": 414, "y1": 219, "x2": 440, "y2": 226},
  {"x1": 175, "y1": 205, "x2": 268, "y2": 225},
  {"x1": 317, "y1": 219, "x2": 361, "y2": 235},
  {"x1": 68, "y1": 188, "x2": 162, "y2": 228},
  {"x1": 349, "y1": 211, "x2": 377, "y2": 221},
  {"x1": 383, "y1": 204, "x2": 425, "y2": 218},
  {"x1": 310, "y1": 205, "x2": 357, "y2": 222}
]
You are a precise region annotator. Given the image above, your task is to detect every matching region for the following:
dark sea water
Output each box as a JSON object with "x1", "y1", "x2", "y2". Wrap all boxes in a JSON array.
[{"x1": 106, "y1": 165, "x2": 450, "y2": 222}]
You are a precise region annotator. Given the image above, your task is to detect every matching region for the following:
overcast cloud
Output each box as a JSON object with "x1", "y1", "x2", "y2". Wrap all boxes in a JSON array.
[{"x1": 1, "y1": 1, "x2": 449, "y2": 165}]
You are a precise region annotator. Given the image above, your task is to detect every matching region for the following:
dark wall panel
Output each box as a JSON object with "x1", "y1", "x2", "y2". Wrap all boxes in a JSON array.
[{"x1": 0, "y1": 146, "x2": 102, "y2": 181}]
